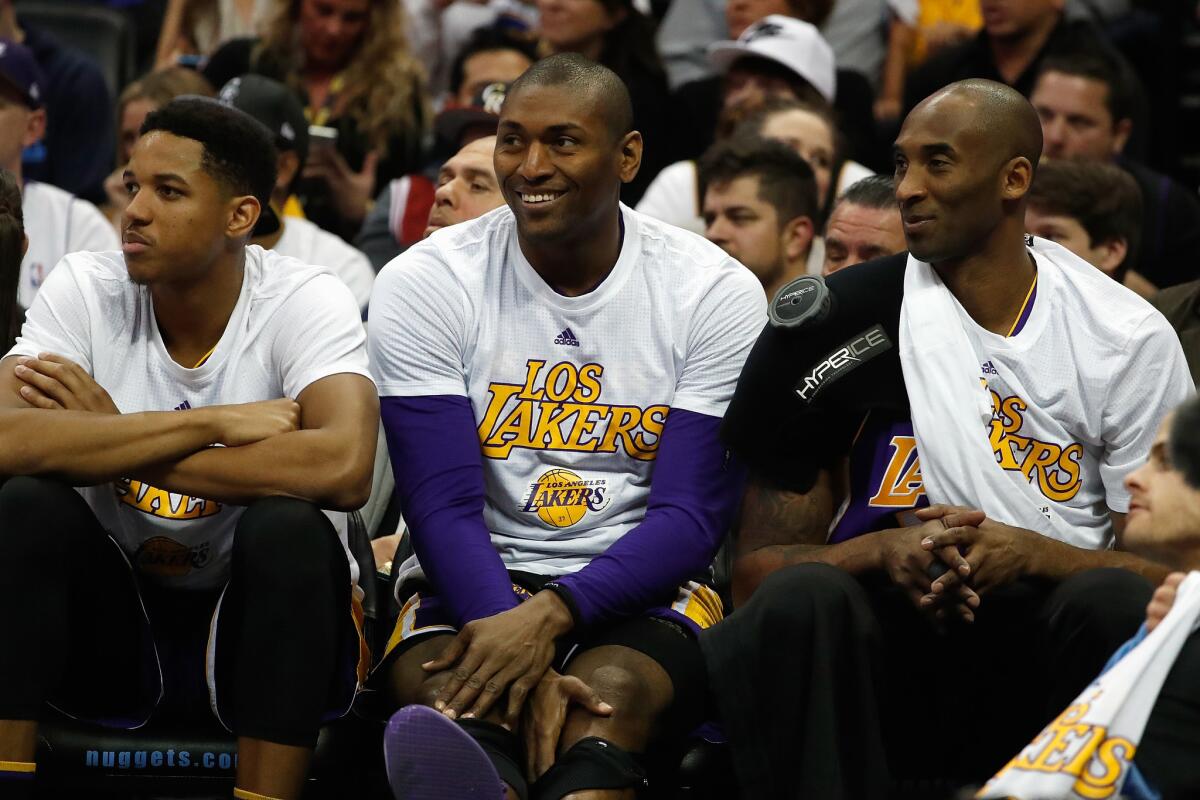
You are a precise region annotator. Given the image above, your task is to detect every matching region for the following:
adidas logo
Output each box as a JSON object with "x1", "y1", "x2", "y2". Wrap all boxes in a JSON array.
[
  {"x1": 174, "y1": 400, "x2": 192, "y2": 411},
  {"x1": 554, "y1": 327, "x2": 580, "y2": 347}
]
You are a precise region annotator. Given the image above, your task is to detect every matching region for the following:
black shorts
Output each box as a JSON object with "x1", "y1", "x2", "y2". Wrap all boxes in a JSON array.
[{"x1": 374, "y1": 571, "x2": 720, "y2": 728}]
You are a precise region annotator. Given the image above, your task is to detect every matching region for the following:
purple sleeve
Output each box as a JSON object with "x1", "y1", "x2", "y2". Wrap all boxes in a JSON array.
[
  {"x1": 381, "y1": 395, "x2": 518, "y2": 626},
  {"x1": 551, "y1": 408, "x2": 745, "y2": 628}
]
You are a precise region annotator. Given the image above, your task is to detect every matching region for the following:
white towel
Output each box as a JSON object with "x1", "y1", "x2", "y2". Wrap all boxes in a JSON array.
[
  {"x1": 898, "y1": 241, "x2": 1089, "y2": 545},
  {"x1": 977, "y1": 571, "x2": 1200, "y2": 800}
]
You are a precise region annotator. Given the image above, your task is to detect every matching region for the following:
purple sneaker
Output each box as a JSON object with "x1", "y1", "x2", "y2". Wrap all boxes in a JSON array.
[{"x1": 384, "y1": 705, "x2": 508, "y2": 799}]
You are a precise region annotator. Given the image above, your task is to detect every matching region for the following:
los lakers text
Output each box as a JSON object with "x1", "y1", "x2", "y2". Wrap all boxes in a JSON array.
[
  {"x1": 869, "y1": 389, "x2": 1084, "y2": 507},
  {"x1": 477, "y1": 359, "x2": 669, "y2": 461}
]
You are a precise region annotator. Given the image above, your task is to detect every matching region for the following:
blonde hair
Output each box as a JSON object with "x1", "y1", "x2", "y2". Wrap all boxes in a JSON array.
[{"x1": 256, "y1": 0, "x2": 427, "y2": 153}]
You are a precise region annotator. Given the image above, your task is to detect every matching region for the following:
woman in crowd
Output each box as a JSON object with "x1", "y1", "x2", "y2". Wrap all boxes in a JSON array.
[
  {"x1": 101, "y1": 67, "x2": 215, "y2": 229},
  {"x1": 639, "y1": 96, "x2": 871, "y2": 235},
  {"x1": 154, "y1": 0, "x2": 269, "y2": 69},
  {"x1": 535, "y1": 0, "x2": 669, "y2": 202},
  {"x1": 203, "y1": 0, "x2": 430, "y2": 238}
]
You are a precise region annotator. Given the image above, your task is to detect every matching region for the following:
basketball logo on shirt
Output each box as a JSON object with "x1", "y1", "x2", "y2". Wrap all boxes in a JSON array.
[
  {"x1": 133, "y1": 536, "x2": 212, "y2": 577},
  {"x1": 477, "y1": 360, "x2": 669, "y2": 462},
  {"x1": 115, "y1": 478, "x2": 223, "y2": 520},
  {"x1": 519, "y1": 468, "x2": 610, "y2": 528},
  {"x1": 988, "y1": 389, "x2": 1084, "y2": 502}
]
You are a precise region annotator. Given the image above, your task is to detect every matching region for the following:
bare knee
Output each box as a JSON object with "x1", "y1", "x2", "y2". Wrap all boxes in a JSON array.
[{"x1": 560, "y1": 649, "x2": 673, "y2": 752}]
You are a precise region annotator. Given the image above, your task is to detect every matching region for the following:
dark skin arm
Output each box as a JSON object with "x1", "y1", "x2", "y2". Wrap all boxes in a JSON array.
[
  {"x1": 732, "y1": 470, "x2": 980, "y2": 617},
  {"x1": 135, "y1": 373, "x2": 379, "y2": 511},
  {"x1": 16, "y1": 355, "x2": 378, "y2": 511},
  {"x1": 0, "y1": 355, "x2": 299, "y2": 483},
  {"x1": 919, "y1": 506, "x2": 1170, "y2": 602}
]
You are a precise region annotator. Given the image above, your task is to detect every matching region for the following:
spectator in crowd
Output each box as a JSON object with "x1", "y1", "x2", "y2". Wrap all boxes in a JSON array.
[
  {"x1": 535, "y1": 0, "x2": 670, "y2": 202},
  {"x1": 404, "y1": 0, "x2": 539, "y2": 101},
  {"x1": 202, "y1": 0, "x2": 430, "y2": 240},
  {"x1": 704, "y1": 79, "x2": 1192, "y2": 798},
  {"x1": 369, "y1": 54, "x2": 763, "y2": 800},
  {"x1": 0, "y1": 168, "x2": 22, "y2": 351},
  {"x1": 0, "y1": 96, "x2": 377, "y2": 800},
  {"x1": 1087, "y1": 398, "x2": 1200, "y2": 799},
  {"x1": 640, "y1": 95, "x2": 872, "y2": 239},
  {"x1": 1152, "y1": 280, "x2": 1200, "y2": 386},
  {"x1": 875, "y1": 0, "x2": 983, "y2": 121},
  {"x1": 155, "y1": 0, "x2": 267, "y2": 69},
  {"x1": 1030, "y1": 50, "x2": 1200, "y2": 293},
  {"x1": 0, "y1": 7, "x2": 114, "y2": 205},
  {"x1": 356, "y1": 82, "x2": 509, "y2": 271},
  {"x1": 419, "y1": 135, "x2": 503, "y2": 240},
  {"x1": 102, "y1": 66, "x2": 216, "y2": 228},
  {"x1": 656, "y1": 0, "x2": 894, "y2": 98},
  {"x1": 903, "y1": 0, "x2": 1123, "y2": 115},
  {"x1": 0, "y1": 41, "x2": 117, "y2": 310},
  {"x1": 821, "y1": 174, "x2": 905, "y2": 275},
  {"x1": 1025, "y1": 158, "x2": 1142, "y2": 283},
  {"x1": 737, "y1": 99, "x2": 874, "y2": 219},
  {"x1": 443, "y1": 26, "x2": 536, "y2": 111},
  {"x1": 701, "y1": 136, "x2": 819, "y2": 301},
  {"x1": 670, "y1": 15, "x2": 881, "y2": 174},
  {"x1": 221, "y1": 75, "x2": 375, "y2": 314},
  {"x1": 640, "y1": 17, "x2": 838, "y2": 237}
]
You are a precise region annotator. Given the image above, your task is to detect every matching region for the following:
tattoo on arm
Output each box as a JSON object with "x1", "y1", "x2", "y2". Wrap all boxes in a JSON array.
[{"x1": 737, "y1": 469, "x2": 835, "y2": 555}]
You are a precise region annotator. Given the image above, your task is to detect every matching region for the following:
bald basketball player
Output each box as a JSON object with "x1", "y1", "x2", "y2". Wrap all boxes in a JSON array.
[{"x1": 701, "y1": 80, "x2": 1193, "y2": 799}]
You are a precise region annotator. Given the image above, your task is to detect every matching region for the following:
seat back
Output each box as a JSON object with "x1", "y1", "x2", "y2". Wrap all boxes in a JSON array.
[{"x1": 13, "y1": 1, "x2": 135, "y2": 95}]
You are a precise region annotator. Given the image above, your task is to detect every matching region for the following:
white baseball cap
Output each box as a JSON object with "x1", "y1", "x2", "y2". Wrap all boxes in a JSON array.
[{"x1": 708, "y1": 15, "x2": 837, "y2": 104}]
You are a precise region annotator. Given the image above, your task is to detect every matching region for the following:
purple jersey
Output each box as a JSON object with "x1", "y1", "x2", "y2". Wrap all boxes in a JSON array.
[{"x1": 828, "y1": 411, "x2": 928, "y2": 543}]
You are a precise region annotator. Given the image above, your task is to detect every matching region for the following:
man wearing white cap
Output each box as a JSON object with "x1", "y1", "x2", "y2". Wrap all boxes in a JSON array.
[
  {"x1": 640, "y1": 16, "x2": 874, "y2": 239},
  {"x1": 666, "y1": 13, "x2": 882, "y2": 173}
]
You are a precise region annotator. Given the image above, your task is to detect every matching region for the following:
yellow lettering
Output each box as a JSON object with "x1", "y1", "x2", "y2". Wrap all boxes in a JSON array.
[
  {"x1": 480, "y1": 399, "x2": 536, "y2": 459},
  {"x1": 575, "y1": 363, "x2": 603, "y2": 403},
  {"x1": 532, "y1": 402, "x2": 577, "y2": 449},
  {"x1": 598, "y1": 406, "x2": 642, "y2": 455},
  {"x1": 519, "y1": 360, "x2": 547, "y2": 400},
  {"x1": 1073, "y1": 736, "x2": 1134, "y2": 799},
  {"x1": 869, "y1": 436, "x2": 926, "y2": 507},
  {"x1": 475, "y1": 383, "x2": 522, "y2": 443},
  {"x1": 564, "y1": 405, "x2": 605, "y2": 450},
  {"x1": 631, "y1": 405, "x2": 669, "y2": 459},
  {"x1": 543, "y1": 362, "x2": 578, "y2": 402}
]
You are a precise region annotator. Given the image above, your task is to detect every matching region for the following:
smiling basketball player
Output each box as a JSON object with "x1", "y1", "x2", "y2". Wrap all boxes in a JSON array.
[{"x1": 368, "y1": 54, "x2": 766, "y2": 800}]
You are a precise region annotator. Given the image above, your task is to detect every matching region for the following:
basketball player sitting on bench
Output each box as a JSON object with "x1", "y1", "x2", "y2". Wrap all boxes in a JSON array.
[
  {"x1": 0, "y1": 97, "x2": 378, "y2": 800},
  {"x1": 369, "y1": 55, "x2": 766, "y2": 800}
]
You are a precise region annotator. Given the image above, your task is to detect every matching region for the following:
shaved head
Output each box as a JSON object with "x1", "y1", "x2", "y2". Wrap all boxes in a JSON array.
[
  {"x1": 916, "y1": 79, "x2": 1043, "y2": 174},
  {"x1": 893, "y1": 79, "x2": 1042, "y2": 264},
  {"x1": 508, "y1": 53, "x2": 634, "y2": 144}
]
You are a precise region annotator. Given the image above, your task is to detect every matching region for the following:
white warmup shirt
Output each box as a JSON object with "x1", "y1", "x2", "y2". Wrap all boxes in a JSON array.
[
  {"x1": 369, "y1": 204, "x2": 766, "y2": 581},
  {"x1": 7, "y1": 245, "x2": 373, "y2": 589},
  {"x1": 20, "y1": 181, "x2": 119, "y2": 309},
  {"x1": 271, "y1": 216, "x2": 375, "y2": 314},
  {"x1": 956, "y1": 245, "x2": 1194, "y2": 549}
]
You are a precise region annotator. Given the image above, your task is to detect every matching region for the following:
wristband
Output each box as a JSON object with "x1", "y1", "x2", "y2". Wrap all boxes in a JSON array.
[{"x1": 541, "y1": 581, "x2": 582, "y2": 629}]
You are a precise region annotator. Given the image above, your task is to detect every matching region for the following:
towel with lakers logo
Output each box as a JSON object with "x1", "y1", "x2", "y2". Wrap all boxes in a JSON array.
[{"x1": 978, "y1": 571, "x2": 1200, "y2": 800}]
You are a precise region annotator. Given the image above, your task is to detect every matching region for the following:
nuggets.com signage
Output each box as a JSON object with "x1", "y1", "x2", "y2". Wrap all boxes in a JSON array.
[{"x1": 85, "y1": 748, "x2": 237, "y2": 770}]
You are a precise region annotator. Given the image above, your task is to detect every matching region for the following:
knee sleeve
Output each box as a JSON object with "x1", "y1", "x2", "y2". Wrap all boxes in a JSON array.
[
  {"x1": 232, "y1": 497, "x2": 345, "y2": 587},
  {"x1": 533, "y1": 737, "x2": 648, "y2": 800},
  {"x1": 458, "y1": 718, "x2": 528, "y2": 800},
  {"x1": 224, "y1": 498, "x2": 349, "y2": 747}
]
